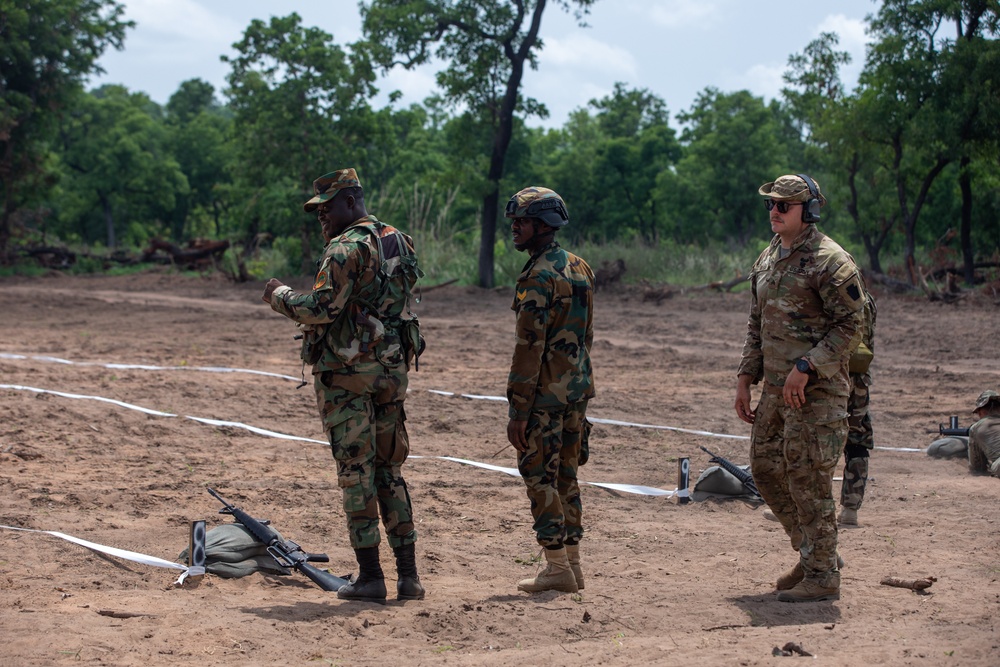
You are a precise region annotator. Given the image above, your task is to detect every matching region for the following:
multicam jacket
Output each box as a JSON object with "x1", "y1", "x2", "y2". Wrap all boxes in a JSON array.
[
  {"x1": 738, "y1": 224, "x2": 866, "y2": 397},
  {"x1": 269, "y1": 215, "x2": 422, "y2": 372},
  {"x1": 969, "y1": 416, "x2": 1000, "y2": 475},
  {"x1": 507, "y1": 241, "x2": 595, "y2": 420}
]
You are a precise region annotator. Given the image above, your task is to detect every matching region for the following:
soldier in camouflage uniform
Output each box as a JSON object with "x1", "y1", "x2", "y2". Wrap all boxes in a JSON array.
[
  {"x1": 263, "y1": 168, "x2": 425, "y2": 604},
  {"x1": 839, "y1": 285, "x2": 876, "y2": 526},
  {"x1": 968, "y1": 389, "x2": 1000, "y2": 477},
  {"x1": 504, "y1": 186, "x2": 595, "y2": 595},
  {"x1": 735, "y1": 174, "x2": 866, "y2": 603}
]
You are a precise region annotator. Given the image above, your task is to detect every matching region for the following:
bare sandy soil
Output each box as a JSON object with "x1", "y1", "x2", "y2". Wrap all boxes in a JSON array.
[{"x1": 1, "y1": 270, "x2": 998, "y2": 667}]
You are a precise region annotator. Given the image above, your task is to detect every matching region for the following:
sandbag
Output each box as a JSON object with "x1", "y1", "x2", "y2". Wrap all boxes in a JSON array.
[
  {"x1": 178, "y1": 523, "x2": 291, "y2": 578},
  {"x1": 926, "y1": 436, "x2": 968, "y2": 459},
  {"x1": 692, "y1": 464, "x2": 757, "y2": 501}
]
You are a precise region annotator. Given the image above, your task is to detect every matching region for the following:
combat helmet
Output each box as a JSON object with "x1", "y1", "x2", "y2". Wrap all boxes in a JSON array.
[{"x1": 504, "y1": 187, "x2": 569, "y2": 228}]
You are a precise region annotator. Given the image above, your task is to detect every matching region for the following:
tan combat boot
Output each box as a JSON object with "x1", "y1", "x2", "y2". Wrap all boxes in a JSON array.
[
  {"x1": 838, "y1": 507, "x2": 859, "y2": 526},
  {"x1": 565, "y1": 544, "x2": 584, "y2": 590},
  {"x1": 517, "y1": 547, "x2": 579, "y2": 594},
  {"x1": 776, "y1": 572, "x2": 840, "y2": 602},
  {"x1": 776, "y1": 555, "x2": 845, "y2": 591}
]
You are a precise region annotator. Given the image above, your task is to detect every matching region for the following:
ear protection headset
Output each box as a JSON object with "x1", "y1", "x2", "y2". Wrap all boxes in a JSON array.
[{"x1": 796, "y1": 173, "x2": 822, "y2": 223}]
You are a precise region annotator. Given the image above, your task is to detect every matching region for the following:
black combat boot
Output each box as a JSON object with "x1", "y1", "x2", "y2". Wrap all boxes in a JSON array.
[
  {"x1": 337, "y1": 546, "x2": 387, "y2": 604},
  {"x1": 393, "y1": 543, "x2": 425, "y2": 601}
]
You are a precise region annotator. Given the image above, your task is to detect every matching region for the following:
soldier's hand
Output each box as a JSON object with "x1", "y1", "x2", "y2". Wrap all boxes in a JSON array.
[
  {"x1": 262, "y1": 278, "x2": 284, "y2": 304},
  {"x1": 507, "y1": 419, "x2": 528, "y2": 452},
  {"x1": 783, "y1": 369, "x2": 810, "y2": 409},
  {"x1": 735, "y1": 376, "x2": 755, "y2": 424}
]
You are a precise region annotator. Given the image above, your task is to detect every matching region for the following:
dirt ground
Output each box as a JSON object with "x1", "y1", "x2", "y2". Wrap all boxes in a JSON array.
[{"x1": 1, "y1": 269, "x2": 998, "y2": 667}]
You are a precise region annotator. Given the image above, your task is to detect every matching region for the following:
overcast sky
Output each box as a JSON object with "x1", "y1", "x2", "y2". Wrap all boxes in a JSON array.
[{"x1": 90, "y1": 0, "x2": 881, "y2": 128}]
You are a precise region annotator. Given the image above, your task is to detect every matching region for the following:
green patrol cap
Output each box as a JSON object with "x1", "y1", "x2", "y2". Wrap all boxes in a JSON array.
[
  {"x1": 973, "y1": 389, "x2": 999, "y2": 412},
  {"x1": 303, "y1": 168, "x2": 361, "y2": 212},
  {"x1": 758, "y1": 174, "x2": 827, "y2": 205}
]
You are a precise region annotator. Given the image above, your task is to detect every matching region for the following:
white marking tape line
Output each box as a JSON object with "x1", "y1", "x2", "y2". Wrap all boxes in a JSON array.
[
  {"x1": 1, "y1": 384, "x2": 674, "y2": 496},
  {"x1": 0, "y1": 524, "x2": 197, "y2": 584},
  {"x1": 0, "y1": 352, "x2": 299, "y2": 382},
  {"x1": 1, "y1": 352, "x2": 924, "y2": 453}
]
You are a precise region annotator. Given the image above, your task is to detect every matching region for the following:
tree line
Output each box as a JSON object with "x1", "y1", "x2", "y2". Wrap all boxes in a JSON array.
[{"x1": 2, "y1": 0, "x2": 998, "y2": 287}]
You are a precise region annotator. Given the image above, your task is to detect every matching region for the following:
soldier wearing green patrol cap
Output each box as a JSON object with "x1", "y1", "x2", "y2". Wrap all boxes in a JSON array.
[
  {"x1": 968, "y1": 389, "x2": 1000, "y2": 477},
  {"x1": 303, "y1": 169, "x2": 362, "y2": 213},
  {"x1": 736, "y1": 172, "x2": 867, "y2": 603},
  {"x1": 262, "y1": 167, "x2": 427, "y2": 604}
]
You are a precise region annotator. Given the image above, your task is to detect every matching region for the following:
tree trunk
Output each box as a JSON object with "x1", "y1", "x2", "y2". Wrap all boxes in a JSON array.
[
  {"x1": 101, "y1": 193, "x2": 116, "y2": 248},
  {"x1": 476, "y1": 0, "x2": 546, "y2": 288},
  {"x1": 958, "y1": 155, "x2": 974, "y2": 286}
]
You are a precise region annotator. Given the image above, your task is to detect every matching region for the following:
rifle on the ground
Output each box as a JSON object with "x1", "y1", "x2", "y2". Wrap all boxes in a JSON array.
[
  {"x1": 206, "y1": 487, "x2": 349, "y2": 592},
  {"x1": 699, "y1": 446, "x2": 761, "y2": 499},
  {"x1": 938, "y1": 416, "x2": 971, "y2": 438}
]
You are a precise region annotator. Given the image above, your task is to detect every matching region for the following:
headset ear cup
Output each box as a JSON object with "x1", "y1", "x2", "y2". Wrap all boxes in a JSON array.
[{"x1": 803, "y1": 198, "x2": 821, "y2": 223}]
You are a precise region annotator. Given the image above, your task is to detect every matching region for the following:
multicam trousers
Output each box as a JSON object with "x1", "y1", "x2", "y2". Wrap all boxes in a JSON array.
[
  {"x1": 316, "y1": 362, "x2": 416, "y2": 550},
  {"x1": 750, "y1": 386, "x2": 847, "y2": 583},
  {"x1": 842, "y1": 373, "x2": 873, "y2": 510},
  {"x1": 517, "y1": 401, "x2": 587, "y2": 548}
]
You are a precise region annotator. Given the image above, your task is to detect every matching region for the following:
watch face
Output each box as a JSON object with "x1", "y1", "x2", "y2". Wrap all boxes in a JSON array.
[{"x1": 796, "y1": 359, "x2": 810, "y2": 373}]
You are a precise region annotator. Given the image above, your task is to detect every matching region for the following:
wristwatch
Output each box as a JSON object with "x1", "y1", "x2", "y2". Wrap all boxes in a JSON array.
[{"x1": 795, "y1": 358, "x2": 812, "y2": 374}]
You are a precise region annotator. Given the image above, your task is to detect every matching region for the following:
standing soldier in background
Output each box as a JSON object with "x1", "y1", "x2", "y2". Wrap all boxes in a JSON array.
[
  {"x1": 505, "y1": 186, "x2": 595, "y2": 595},
  {"x1": 735, "y1": 174, "x2": 866, "y2": 603},
  {"x1": 968, "y1": 389, "x2": 1000, "y2": 477},
  {"x1": 839, "y1": 285, "x2": 877, "y2": 526},
  {"x1": 262, "y1": 169, "x2": 426, "y2": 604}
]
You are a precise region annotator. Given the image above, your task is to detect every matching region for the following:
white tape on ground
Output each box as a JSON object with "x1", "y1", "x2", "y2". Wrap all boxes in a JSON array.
[
  {"x1": 2, "y1": 352, "x2": 924, "y2": 452},
  {"x1": 1, "y1": 384, "x2": 675, "y2": 496},
  {"x1": 0, "y1": 524, "x2": 197, "y2": 584},
  {"x1": 0, "y1": 352, "x2": 299, "y2": 382}
]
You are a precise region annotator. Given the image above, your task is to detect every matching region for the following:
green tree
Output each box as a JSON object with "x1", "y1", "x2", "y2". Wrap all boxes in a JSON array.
[
  {"x1": 165, "y1": 79, "x2": 232, "y2": 239},
  {"x1": 361, "y1": 0, "x2": 598, "y2": 287},
  {"x1": 53, "y1": 85, "x2": 188, "y2": 247},
  {"x1": 0, "y1": 0, "x2": 131, "y2": 261},
  {"x1": 670, "y1": 89, "x2": 799, "y2": 245},
  {"x1": 857, "y1": 0, "x2": 1000, "y2": 283},
  {"x1": 782, "y1": 32, "x2": 898, "y2": 273},
  {"x1": 588, "y1": 83, "x2": 679, "y2": 242},
  {"x1": 223, "y1": 13, "x2": 377, "y2": 272}
]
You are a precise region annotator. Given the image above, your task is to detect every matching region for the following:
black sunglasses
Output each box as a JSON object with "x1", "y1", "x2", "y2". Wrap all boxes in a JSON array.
[{"x1": 764, "y1": 199, "x2": 804, "y2": 214}]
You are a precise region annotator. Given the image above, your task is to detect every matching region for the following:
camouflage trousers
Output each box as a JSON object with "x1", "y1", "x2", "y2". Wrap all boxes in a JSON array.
[
  {"x1": 842, "y1": 373, "x2": 873, "y2": 510},
  {"x1": 517, "y1": 401, "x2": 587, "y2": 548},
  {"x1": 750, "y1": 386, "x2": 847, "y2": 582},
  {"x1": 315, "y1": 363, "x2": 416, "y2": 550}
]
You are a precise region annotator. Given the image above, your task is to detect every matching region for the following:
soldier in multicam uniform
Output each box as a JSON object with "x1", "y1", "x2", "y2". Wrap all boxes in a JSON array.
[
  {"x1": 735, "y1": 174, "x2": 866, "y2": 603},
  {"x1": 504, "y1": 186, "x2": 595, "y2": 595},
  {"x1": 968, "y1": 389, "x2": 1000, "y2": 478},
  {"x1": 262, "y1": 168, "x2": 426, "y2": 604}
]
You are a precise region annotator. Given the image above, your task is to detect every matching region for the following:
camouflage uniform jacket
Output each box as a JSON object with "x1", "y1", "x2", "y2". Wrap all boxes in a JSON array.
[
  {"x1": 507, "y1": 241, "x2": 595, "y2": 420},
  {"x1": 269, "y1": 215, "x2": 421, "y2": 372},
  {"x1": 738, "y1": 224, "x2": 866, "y2": 397}
]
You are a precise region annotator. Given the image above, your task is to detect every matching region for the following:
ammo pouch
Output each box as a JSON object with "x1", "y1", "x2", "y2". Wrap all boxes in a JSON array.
[
  {"x1": 401, "y1": 316, "x2": 425, "y2": 370},
  {"x1": 298, "y1": 324, "x2": 327, "y2": 365},
  {"x1": 849, "y1": 341, "x2": 873, "y2": 374}
]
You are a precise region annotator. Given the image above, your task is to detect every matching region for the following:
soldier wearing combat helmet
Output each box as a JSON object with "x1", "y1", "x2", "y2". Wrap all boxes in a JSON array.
[
  {"x1": 735, "y1": 173, "x2": 866, "y2": 603},
  {"x1": 968, "y1": 389, "x2": 1000, "y2": 477},
  {"x1": 504, "y1": 186, "x2": 595, "y2": 595}
]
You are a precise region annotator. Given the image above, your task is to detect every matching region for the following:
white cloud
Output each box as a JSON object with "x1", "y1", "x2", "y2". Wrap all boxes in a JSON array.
[
  {"x1": 380, "y1": 65, "x2": 438, "y2": 104},
  {"x1": 644, "y1": 0, "x2": 720, "y2": 28},
  {"x1": 119, "y1": 0, "x2": 240, "y2": 45},
  {"x1": 737, "y1": 63, "x2": 786, "y2": 101},
  {"x1": 818, "y1": 14, "x2": 870, "y2": 54},
  {"x1": 539, "y1": 34, "x2": 637, "y2": 76}
]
